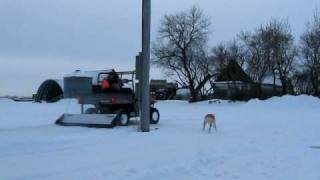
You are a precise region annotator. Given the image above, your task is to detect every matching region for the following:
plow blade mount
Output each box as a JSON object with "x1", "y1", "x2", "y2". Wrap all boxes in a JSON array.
[{"x1": 55, "y1": 114, "x2": 117, "y2": 128}]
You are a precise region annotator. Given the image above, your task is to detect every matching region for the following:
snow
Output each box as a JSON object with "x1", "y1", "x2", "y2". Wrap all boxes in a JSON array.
[
  {"x1": 0, "y1": 96, "x2": 320, "y2": 180},
  {"x1": 176, "y1": 88, "x2": 190, "y2": 95}
]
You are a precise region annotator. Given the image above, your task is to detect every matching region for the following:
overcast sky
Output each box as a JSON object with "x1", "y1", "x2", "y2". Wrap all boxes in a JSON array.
[{"x1": 0, "y1": 0, "x2": 319, "y2": 96}]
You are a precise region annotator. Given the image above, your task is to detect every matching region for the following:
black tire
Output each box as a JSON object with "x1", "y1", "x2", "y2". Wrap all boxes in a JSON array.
[
  {"x1": 117, "y1": 111, "x2": 130, "y2": 126},
  {"x1": 150, "y1": 108, "x2": 160, "y2": 124},
  {"x1": 85, "y1": 108, "x2": 98, "y2": 114}
]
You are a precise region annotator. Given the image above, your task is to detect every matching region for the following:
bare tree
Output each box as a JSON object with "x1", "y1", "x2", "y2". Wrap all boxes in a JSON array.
[
  {"x1": 292, "y1": 70, "x2": 314, "y2": 95},
  {"x1": 300, "y1": 11, "x2": 320, "y2": 96},
  {"x1": 211, "y1": 41, "x2": 248, "y2": 72},
  {"x1": 152, "y1": 6, "x2": 215, "y2": 102},
  {"x1": 211, "y1": 44, "x2": 229, "y2": 71},
  {"x1": 239, "y1": 31, "x2": 270, "y2": 95},
  {"x1": 265, "y1": 20, "x2": 297, "y2": 94},
  {"x1": 240, "y1": 19, "x2": 297, "y2": 95},
  {"x1": 227, "y1": 40, "x2": 248, "y2": 69}
]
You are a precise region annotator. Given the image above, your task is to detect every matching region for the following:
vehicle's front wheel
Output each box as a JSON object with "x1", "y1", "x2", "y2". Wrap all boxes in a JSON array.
[{"x1": 150, "y1": 108, "x2": 160, "y2": 124}]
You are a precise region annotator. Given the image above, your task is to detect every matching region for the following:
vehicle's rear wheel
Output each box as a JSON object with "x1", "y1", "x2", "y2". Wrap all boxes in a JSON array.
[
  {"x1": 85, "y1": 108, "x2": 98, "y2": 114},
  {"x1": 150, "y1": 108, "x2": 160, "y2": 124},
  {"x1": 117, "y1": 111, "x2": 130, "y2": 126}
]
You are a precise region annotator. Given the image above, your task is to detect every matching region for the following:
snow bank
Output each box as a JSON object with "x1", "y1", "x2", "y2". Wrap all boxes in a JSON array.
[
  {"x1": 0, "y1": 96, "x2": 319, "y2": 180},
  {"x1": 247, "y1": 95, "x2": 320, "y2": 109}
]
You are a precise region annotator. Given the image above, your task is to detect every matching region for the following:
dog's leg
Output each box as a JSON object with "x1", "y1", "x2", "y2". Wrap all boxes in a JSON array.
[
  {"x1": 214, "y1": 123, "x2": 217, "y2": 131},
  {"x1": 203, "y1": 120, "x2": 206, "y2": 131},
  {"x1": 209, "y1": 123, "x2": 212, "y2": 133}
]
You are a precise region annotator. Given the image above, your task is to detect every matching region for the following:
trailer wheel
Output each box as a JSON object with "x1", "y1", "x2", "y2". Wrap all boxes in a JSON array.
[
  {"x1": 150, "y1": 108, "x2": 160, "y2": 124},
  {"x1": 117, "y1": 111, "x2": 130, "y2": 126}
]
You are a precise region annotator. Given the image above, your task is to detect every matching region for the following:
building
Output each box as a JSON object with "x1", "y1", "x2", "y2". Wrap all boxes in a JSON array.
[
  {"x1": 212, "y1": 60, "x2": 283, "y2": 100},
  {"x1": 150, "y1": 80, "x2": 178, "y2": 100}
]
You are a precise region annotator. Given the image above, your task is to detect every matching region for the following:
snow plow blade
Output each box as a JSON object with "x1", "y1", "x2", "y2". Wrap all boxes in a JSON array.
[{"x1": 55, "y1": 114, "x2": 117, "y2": 128}]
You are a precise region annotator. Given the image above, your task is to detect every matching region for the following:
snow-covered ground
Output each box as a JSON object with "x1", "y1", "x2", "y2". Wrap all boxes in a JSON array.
[{"x1": 0, "y1": 96, "x2": 319, "y2": 180}]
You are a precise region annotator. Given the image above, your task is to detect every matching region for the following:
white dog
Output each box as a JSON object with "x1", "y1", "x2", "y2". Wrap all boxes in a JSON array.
[{"x1": 203, "y1": 114, "x2": 217, "y2": 133}]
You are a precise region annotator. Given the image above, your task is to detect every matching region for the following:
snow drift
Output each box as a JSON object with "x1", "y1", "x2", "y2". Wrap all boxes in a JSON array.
[{"x1": 0, "y1": 96, "x2": 319, "y2": 180}]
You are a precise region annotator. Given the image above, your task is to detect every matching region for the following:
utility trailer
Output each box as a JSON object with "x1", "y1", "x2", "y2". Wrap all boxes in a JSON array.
[{"x1": 56, "y1": 70, "x2": 160, "y2": 128}]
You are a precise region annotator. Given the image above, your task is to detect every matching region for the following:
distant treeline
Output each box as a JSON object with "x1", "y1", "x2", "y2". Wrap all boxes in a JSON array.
[{"x1": 152, "y1": 6, "x2": 320, "y2": 102}]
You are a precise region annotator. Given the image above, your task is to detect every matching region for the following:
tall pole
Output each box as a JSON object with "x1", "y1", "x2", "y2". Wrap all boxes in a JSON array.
[{"x1": 140, "y1": 0, "x2": 151, "y2": 132}]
